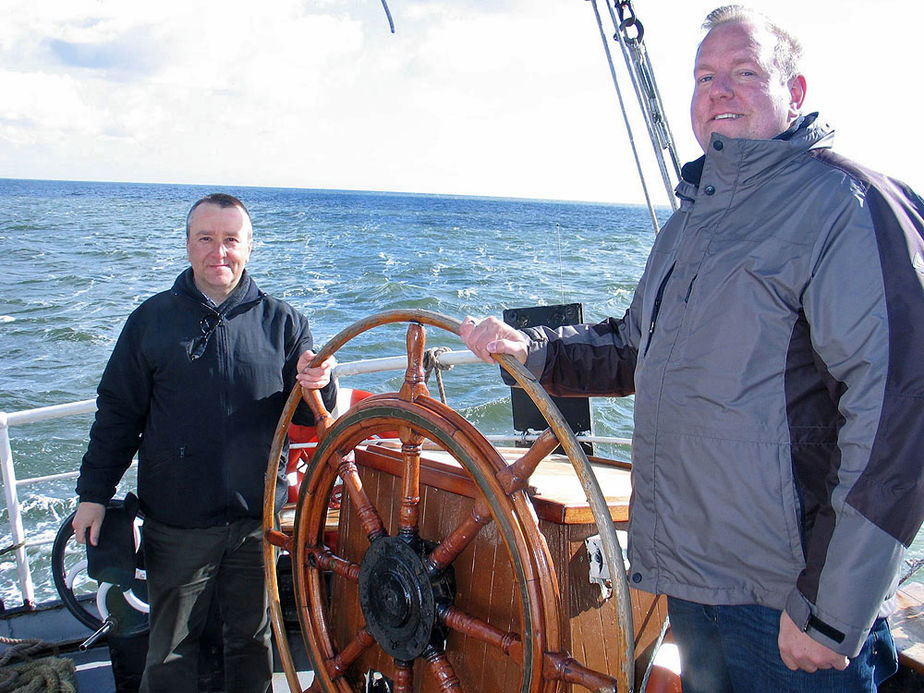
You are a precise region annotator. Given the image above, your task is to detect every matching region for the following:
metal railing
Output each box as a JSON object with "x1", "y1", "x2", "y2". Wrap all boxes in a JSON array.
[{"x1": 0, "y1": 350, "x2": 632, "y2": 610}]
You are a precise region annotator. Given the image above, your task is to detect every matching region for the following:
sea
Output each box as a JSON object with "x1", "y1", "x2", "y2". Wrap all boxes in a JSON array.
[{"x1": 0, "y1": 177, "x2": 920, "y2": 607}]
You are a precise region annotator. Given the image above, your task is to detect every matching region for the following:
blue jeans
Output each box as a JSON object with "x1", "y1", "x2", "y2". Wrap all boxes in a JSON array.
[{"x1": 666, "y1": 597, "x2": 898, "y2": 692}]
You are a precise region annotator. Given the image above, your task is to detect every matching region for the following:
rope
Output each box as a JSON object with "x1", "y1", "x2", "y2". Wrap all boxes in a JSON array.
[
  {"x1": 0, "y1": 637, "x2": 76, "y2": 693},
  {"x1": 423, "y1": 347, "x2": 453, "y2": 404}
]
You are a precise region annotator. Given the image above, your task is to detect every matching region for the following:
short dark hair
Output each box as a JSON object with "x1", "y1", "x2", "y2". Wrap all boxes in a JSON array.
[{"x1": 185, "y1": 193, "x2": 252, "y2": 238}]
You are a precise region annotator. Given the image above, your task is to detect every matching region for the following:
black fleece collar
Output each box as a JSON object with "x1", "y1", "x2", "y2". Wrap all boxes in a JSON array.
[{"x1": 174, "y1": 267, "x2": 262, "y2": 314}]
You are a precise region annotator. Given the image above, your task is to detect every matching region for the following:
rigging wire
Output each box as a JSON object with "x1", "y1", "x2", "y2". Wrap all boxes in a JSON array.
[
  {"x1": 606, "y1": 1, "x2": 682, "y2": 209},
  {"x1": 380, "y1": 0, "x2": 395, "y2": 34},
  {"x1": 589, "y1": 0, "x2": 661, "y2": 233}
]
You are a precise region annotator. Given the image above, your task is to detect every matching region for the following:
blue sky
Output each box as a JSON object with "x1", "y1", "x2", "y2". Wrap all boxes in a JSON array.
[{"x1": 1, "y1": 0, "x2": 920, "y2": 204}]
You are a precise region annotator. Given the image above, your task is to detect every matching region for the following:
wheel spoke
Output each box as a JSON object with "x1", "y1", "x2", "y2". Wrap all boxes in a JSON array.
[
  {"x1": 324, "y1": 627, "x2": 376, "y2": 679},
  {"x1": 496, "y1": 428, "x2": 560, "y2": 495},
  {"x1": 398, "y1": 430, "x2": 423, "y2": 537},
  {"x1": 265, "y1": 529, "x2": 291, "y2": 550},
  {"x1": 337, "y1": 451, "x2": 387, "y2": 541},
  {"x1": 423, "y1": 644, "x2": 462, "y2": 690},
  {"x1": 542, "y1": 652, "x2": 618, "y2": 693},
  {"x1": 393, "y1": 660, "x2": 414, "y2": 693},
  {"x1": 306, "y1": 547, "x2": 360, "y2": 583},
  {"x1": 439, "y1": 605, "x2": 523, "y2": 661},
  {"x1": 425, "y1": 496, "x2": 492, "y2": 576},
  {"x1": 272, "y1": 312, "x2": 640, "y2": 692},
  {"x1": 398, "y1": 322, "x2": 429, "y2": 403}
]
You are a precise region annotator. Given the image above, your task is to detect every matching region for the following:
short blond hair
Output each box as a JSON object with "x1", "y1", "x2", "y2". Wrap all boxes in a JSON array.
[{"x1": 702, "y1": 5, "x2": 803, "y2": 80}]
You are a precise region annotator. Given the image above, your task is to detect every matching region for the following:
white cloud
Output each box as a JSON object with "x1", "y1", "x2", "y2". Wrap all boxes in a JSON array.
[{"x1": 0, "y1": 0, "x2": 922, "y2": 202}]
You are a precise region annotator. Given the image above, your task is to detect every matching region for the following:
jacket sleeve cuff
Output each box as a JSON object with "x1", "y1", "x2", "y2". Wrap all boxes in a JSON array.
[
  {"x1": 499, "y1": 328, "x2": 547, "y2": 386},
  {"x1": 76, "y1": 488, "x2": 114, "y2": 506},
  {"x1": 784, "y1": 588, "x2": 868, "y2": 657}
]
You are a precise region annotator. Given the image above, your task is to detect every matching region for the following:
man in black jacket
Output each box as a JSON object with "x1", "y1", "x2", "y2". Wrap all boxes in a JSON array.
[{"x1": 73, "y1": 193, "x2": 337, "y2": 692}]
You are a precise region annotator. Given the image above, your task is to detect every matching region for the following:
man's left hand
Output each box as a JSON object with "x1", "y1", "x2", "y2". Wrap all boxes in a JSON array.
[
  {"x1": 296, "y1": 350, "x2": 336, "y2": 390},
  {"x1": 778, "y1": 610, "x2": 849, "y2": 672}
]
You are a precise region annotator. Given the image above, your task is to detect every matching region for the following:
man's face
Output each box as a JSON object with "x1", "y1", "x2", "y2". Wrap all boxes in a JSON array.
[
  {"x1": 691, "y1": 21, "x2": 805, "y2": 151},
  {"x1": 186, "y1": 202, "x2": 252, "y2": 302}
]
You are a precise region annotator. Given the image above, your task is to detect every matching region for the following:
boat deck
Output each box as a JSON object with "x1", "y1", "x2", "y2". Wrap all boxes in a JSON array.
[
  {"x1": 68, "y1": 641, "x2": 315, "y2": 692},
  {"x1": 0, "y1": 602, "x2": 315, "y2": 692}
]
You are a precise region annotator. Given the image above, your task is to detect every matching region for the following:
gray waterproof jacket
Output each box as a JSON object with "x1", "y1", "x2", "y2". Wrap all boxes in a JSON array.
[{"x1": 521, "y1": 114, "x2": 924, "y2": 656}]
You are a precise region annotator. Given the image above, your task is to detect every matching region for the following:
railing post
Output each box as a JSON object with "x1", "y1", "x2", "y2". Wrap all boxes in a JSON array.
[{"x1": 0, "y1": 412, "x2": 36, "y2": 607}]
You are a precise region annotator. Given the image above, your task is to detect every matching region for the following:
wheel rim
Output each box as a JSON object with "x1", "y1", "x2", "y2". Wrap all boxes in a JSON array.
[
  {"x1": 263, "y1": 309, "x2": 633, "y2": 693},
  {"x1": 294, "y1": 396, "x2": 556, "y2": 691}
]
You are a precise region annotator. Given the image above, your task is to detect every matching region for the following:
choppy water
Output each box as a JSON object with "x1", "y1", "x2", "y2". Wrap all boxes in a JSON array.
[{"x1": 0, "y1": 178, "x2": 920, "y2": 605}]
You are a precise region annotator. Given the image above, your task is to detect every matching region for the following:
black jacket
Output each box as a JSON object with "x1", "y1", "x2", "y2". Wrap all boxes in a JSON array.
[{"x1": 77, "y1": 269, "x2": 337, "y2": 528}]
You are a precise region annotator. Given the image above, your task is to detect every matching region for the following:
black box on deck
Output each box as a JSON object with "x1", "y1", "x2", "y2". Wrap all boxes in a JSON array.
[{"x1": 502, "y1": 304, "x2": 593, "y2": 454}]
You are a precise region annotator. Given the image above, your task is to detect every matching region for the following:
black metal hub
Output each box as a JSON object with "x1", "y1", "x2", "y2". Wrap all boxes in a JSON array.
[{"x1": 358, "y1": 535, "x2": 455, "y2": 661}]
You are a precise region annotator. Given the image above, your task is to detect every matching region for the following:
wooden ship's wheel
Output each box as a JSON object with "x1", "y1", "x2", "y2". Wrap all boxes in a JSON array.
[{"x1": 263, "y1": 310, "x2": 659, "y2": 693}]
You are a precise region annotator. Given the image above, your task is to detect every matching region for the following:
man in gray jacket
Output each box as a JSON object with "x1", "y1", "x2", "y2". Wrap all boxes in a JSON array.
[{"x1": 461, "y1": 5, "x2": 924, "y2": 691}]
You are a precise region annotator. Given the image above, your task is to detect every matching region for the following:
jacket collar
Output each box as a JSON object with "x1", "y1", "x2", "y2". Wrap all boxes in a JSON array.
[
  {"x1": 172, "y1": 268, "x2": 263, "y2": 314},
  {"x1": 675, "y1": 112, "x2": 832, "y2": 200}
]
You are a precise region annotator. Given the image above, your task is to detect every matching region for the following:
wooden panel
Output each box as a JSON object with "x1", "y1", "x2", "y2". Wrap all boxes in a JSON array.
[
  {"x1": 322, "y1": 444, "x2": 661, "y2": 691},
  {"x1": 329, "y1": 464, "x2": 524, "y2": 691},
  {"x1": 538, "y1": 518, "x2": 668, "y2": 690},
  {"x1": 358, "y1": 443, "x2": 632, "y2": 524}
]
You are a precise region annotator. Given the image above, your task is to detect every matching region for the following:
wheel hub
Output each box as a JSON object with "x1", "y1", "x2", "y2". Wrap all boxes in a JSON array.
[{"x1": 358, "y1": 535, "x2": 454, "y2": 661}]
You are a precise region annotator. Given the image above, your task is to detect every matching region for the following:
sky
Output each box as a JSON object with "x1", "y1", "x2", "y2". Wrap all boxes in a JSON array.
[{"x1": 1, "y1": 0, "x2": 921, "y2": 205}]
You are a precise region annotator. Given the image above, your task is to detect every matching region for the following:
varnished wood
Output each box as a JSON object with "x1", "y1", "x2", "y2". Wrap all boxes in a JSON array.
[
  {"x1": 423, "y1": 647, "x2": 462, "y2": 691},
  {"x1": 358, "y1": 444, "x2": 633, "y2": 524},
  {"x1": 496, "y1": 428, "x2": 560, "y2": 496},
  {"x1": 398, "y1": 432, "x2": 423, "y2": 536},
  {"x1": 265, "y1": 529, "x2": 291, "y2": 550},
  {"x1": 326, "y1": 627, "x2": 376, "y2": 679},
  {"x1": 264, "y1": 311, "x2": 639, "y2": 693},
  {"x1": 425, "y1": 497, "x2": 492, "y2": 575},
  {"x1": 440, "y1": 605, "x2": 523, "y2": 660},
  {"x1": 312, "y1": 398, "x2": 560, "y2": 691},
  {"x1": 543, "y1": 652, "x2": 617, "y2": 692},
  {"x1": 394, "y1": 661, "x2": 414, "y2": 693},
  {"x1": 349, "y1": 446, "x2": 666, "y2": 691},
  {"x1": 398, "y1": 323, "x2": 430, "y2": 403},
  {"x1": 307, "y1": 547, "x2": 360, "y2": 583},
  {"x1": 337, "y1": 452, "x2": 387, "y2": 542}
]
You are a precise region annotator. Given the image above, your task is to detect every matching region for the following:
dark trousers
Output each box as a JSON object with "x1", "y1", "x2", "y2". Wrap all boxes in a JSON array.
[
  {"x1": 667, "y1": 597, "x2": 898, "y2": 693},
  {"x1": 139, "y1": 517, "x2": 272, "y2": 693}
]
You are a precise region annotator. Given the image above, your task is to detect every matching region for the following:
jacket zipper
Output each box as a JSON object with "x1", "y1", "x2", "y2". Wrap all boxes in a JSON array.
[{"x1": 645, "y1": 263, "x2": 675, "y2": 355}]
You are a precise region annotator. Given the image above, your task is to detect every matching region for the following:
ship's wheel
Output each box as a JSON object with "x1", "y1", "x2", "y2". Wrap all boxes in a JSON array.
[{"x1": 263, "y1": 310, "x2": 633, "y2": 693}]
